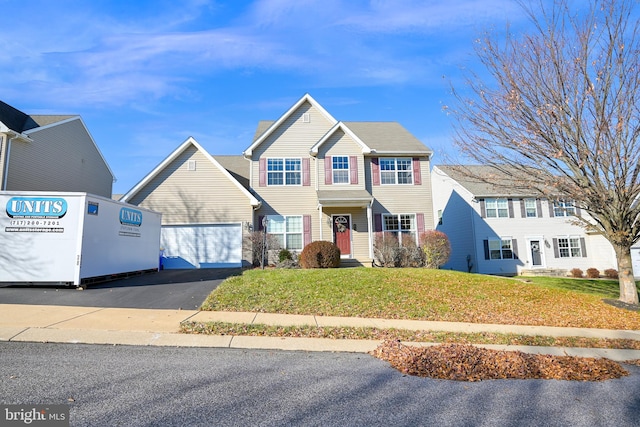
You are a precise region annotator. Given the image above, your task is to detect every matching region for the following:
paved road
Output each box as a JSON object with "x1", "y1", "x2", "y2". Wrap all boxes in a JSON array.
[
  {"x1": 1, "y1": 342, "x2": 639, "y2": 427},
  {"x1": 0, "y1": 269, "x2": 239, "y2": 309}
]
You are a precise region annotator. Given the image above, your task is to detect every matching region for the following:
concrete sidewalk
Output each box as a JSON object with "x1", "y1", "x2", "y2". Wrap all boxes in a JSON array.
[{"x1": 1, "y1": 303, "x2": 640, "y2": 361}]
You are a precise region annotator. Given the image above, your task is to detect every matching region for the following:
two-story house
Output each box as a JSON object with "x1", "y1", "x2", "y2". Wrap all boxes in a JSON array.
[
  {"x1": 121, "y1": 94, "x2": 434, "y2": 268},
  {"x1": 0, "y1": 100, "x2": 115, "y2": 197},
  {"x1": 431, "y1": 165, "x2": 618, "y2": 276}
]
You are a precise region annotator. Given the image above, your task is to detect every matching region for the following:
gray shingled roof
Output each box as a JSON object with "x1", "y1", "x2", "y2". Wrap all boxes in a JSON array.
[
  {"x1": 0, "y1": 100, "x2": 75, "y2": 132},
  {"x1": 214, "y1": 155, "x2": 250, "y2": 190},
  {"x1": 253, "y1": 120, "x2": 274, "y2": 142},
  {"x1": 344, "y1": 121, "x2": 431, "y2": 154},
  {"x1": 251, "y1": 119, "x2": 431, "y2": 155},
  {"x1": 29, "y1": 115, "x2": 75, "y2": 129},
  {"x1": 435, "y1": 165, "x2": 544, "y2": 197}
]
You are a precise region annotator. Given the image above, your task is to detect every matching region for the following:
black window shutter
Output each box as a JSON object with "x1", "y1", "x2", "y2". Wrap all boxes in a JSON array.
[
  {"x1": 483, "y1": 240, "x2": 490, "y2": 260},
  {"x1": 479, "y1": 199, "x2": 486, "y2": 218},
  {"x1": 552, "y1": 238, "x2": 559, "y2": 258},
  {"x1": 580, "y1": 237, "x2": 587, "y2": 257},
  {"x1": 508, "y1": 199, "x2": 514, "y2": 218},
  {"x1": 520, "y1": 199, "x2": 526, "y2": 218},
  {"x1": 512, "y1": 239, "x2": 519, "y2": 259}
]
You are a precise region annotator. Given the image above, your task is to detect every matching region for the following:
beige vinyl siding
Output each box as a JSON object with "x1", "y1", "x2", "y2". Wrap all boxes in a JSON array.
[
  {"x1": 317, "y1": 129, "x2": 366, "y2": 190},
  {"x1": 251, "y1": 101, "x2": 333, "y2": 215},
  {"x1": 128, "y1": 146, "x2": 253, "y2": 225},
  {"x1": 366, "y1": 156, "x2": 434, "y2": 230},
  {"x1": 5, "y1": 119, "x2": 113, "y2": 197}
]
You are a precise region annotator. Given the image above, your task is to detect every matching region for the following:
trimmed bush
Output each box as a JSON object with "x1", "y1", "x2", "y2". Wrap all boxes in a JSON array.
[
  {"x1": 604, "y1": 268, "x2": 619, "y2": 279},
  {"x1": 570, "y1": 268, "x2": 583, "y2": 278},
  {"x1": 419, "y1": 230, "x2": 451, "y2": 269},
  {"x1": 278, "y1": 249, "x2": 293, "y2": 263},
  {"x1": 299, "y1": 241, "x2": 341, "y2": 268},
  {"x1": 586, "y1": 268, "x2": 600, "y2": 279}
]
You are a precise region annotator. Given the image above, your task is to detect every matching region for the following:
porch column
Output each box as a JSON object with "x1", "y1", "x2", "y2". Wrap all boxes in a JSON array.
[
  {"x1": 367, "y1": 202, "x2": 373, "y2": 260},
  {"x1": 318, "y1": 203, "x2": 324, "y2": 241}
]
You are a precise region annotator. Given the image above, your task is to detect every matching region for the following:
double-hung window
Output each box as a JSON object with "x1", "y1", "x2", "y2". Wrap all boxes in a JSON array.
[
  {"x1": 488, "y1": 238, "x2": 514, "y2": 260},
  {"x1": 557, "y1": 237, "x2": 582, "y2": 257},
  {"x1": 553, "y1": 200, "x2": 576, "y2": 217},
  {"x1": 267, "y1": 158, "x2": 301, "y2": 186},
  {"x1": 332, "y1": 156, "x2": 350, "y2": 184},
  {"x1": 485, "y1": 198, "x2": 509, "y2": 218},
  {"x1": 266, "y1": 215, "x2": 303, "y2": 250},
  {"x1": 380, "y1": 158, "x2": 413, "y2": 185},
  {"x1": 382, "y1": 213, "x2": 416, "y2": 245},
  {"x1": 524, "y1": 198, "x2": 538, "y2": 218}
]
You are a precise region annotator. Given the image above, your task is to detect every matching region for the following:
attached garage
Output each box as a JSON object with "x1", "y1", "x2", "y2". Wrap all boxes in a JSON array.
[{"x1": 160, "y1": 223, "x2": 242, "y2": 269}]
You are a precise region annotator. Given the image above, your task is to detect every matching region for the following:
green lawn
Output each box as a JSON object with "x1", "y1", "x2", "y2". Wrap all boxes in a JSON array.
[{"x1": 201, "y1": 268, "x2": 640, "y2": 330}]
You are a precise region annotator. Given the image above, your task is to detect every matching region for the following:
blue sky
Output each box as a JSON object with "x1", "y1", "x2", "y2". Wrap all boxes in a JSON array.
[{"x1": 0, "y1": 0, "x2": 529, "y2": 194}]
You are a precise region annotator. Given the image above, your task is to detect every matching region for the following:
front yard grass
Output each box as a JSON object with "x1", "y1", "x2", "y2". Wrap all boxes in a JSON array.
[{"x1": 200, "y1": 268, "x2": 640, "y2": 330}]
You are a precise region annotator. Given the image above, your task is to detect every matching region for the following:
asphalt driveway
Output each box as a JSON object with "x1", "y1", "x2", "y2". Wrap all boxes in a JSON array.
[{"x1": 0, "y1": 268, "x2": 240, "y2": 310}]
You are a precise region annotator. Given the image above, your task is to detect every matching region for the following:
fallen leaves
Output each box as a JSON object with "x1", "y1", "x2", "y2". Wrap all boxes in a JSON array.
[{"x1": 371, "y1": 340, "x2": 629, "y2": 382}]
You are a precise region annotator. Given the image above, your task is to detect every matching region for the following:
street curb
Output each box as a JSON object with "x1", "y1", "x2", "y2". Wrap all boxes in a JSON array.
[{"x1": 5, "y1": 327, "x2": 640, "y2": 361}]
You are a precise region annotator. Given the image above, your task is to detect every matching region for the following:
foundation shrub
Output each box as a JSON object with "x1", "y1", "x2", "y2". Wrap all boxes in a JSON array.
[
  {"x1": 604, "y1": 268, "x2": 619, "y2": 279},
  {"x1": 586, "y1": 268, "x2": 600, "y2": 279},
  {"x1": 299, "y1": 241, "x2": 341, "y2": 268},
  {"x1": 570, "y1": 268, "x2": 584, "y2": 278}
]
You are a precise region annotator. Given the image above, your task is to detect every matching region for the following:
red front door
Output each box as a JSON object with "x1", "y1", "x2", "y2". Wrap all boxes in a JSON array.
[{"x1": 333, "y1": 215, "x2": 351, "y2": 256}]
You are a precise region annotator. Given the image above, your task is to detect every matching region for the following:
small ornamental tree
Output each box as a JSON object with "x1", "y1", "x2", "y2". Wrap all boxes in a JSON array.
[{"x1": 420, "y1": 231, "x2": 451, "y2": 269}]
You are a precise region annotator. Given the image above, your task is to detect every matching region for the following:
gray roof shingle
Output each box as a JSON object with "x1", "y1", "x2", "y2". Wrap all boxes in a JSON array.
[{"x1": 435, "y1": 165, "x2": 544, "y2": 197}]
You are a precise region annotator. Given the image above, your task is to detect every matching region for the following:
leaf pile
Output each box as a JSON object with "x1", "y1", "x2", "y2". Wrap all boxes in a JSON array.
[{"x1": 371, "y1": 340, "x2": 629, "y2": 382}]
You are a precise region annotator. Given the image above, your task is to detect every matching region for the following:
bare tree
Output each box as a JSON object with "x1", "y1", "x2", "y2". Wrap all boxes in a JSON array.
[{"x1": 448, "y1": 0, "x2": 640, "y2": 304}]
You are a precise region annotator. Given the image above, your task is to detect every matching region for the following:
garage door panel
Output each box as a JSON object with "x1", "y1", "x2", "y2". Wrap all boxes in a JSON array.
[{"x1": 161, "y1": 224, "x2": 242, "y2": 269}]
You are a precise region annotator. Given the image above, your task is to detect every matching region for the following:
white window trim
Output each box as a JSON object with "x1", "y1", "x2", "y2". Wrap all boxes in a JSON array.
[
  {"x1": 267, "y1": 158, "x2": 302, "y2": 186},
  {"x1": 557, "y1": 236, "x2": 582, "y2": 258},
  {"x1": 266, "y1": 215, "x2": 304, "y2": 250},
  {"x1": 332, "y1": 156, "x2": 351, "y2": 185},
  {"x1": 553, "y1": 200, "x2": 576, "y2": 217},
  {"x1": 379, "y1": 158, "x2": 413, "y2": 185},
  {"x1": 382, "y1": 213, "x2": 417, "y2": 245},
  {"x1": 485, "y1": 198, "x2": 509, "y2": 218},
  {"x1": 524, "y1": 198, "x2": 538, "y2": 218},
  {"x1": 488, "y1": 237, "x2": 514, "y2": 260}
]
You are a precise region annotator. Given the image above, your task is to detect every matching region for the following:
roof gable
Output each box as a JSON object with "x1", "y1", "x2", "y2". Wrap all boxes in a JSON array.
[
  {"x1": 243, "y1": 94, "x2": 337, "y2": 157},
  {"x1": 310, "y1": 122, "x2": 372, "y2": 155},
  {"x1": 121, "y1": 137, "x2": 260, "y2": 206}
]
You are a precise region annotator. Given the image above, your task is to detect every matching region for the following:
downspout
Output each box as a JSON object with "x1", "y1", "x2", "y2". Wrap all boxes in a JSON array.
[{"x1": 0, "y1": 134, "x2": 6, "y2": 190}]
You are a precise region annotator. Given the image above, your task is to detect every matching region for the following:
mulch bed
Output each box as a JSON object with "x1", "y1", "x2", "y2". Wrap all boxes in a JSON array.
[{"x1": 371, "y1": 340, "x2": 631, "y2": 382}]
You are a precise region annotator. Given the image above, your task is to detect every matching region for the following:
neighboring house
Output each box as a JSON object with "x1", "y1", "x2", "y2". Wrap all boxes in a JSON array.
[
  {"x1": 122, "y1": 94, "x2": 435, "y2": 268},
  {"x1": 0, "y1": 100, "x2": 114, "y2": 197},
  {"x1": 431, "y1": 165, "x2": 617, "y2": 276}
]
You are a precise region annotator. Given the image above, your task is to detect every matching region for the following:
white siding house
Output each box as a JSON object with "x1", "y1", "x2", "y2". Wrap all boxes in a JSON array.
[{"x1": 431, "y1": 165, "x2": 618, "y2": 276}]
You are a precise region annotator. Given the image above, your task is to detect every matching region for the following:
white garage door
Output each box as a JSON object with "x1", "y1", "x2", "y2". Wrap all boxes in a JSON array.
[{"x1": 160, "y1": 224, "x2": 242, "y2": 269}]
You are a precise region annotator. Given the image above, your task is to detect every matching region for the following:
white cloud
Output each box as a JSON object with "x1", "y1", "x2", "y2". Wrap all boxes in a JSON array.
[{"x1": 0, "y1": 0, "x2": 524, "y2": 109}]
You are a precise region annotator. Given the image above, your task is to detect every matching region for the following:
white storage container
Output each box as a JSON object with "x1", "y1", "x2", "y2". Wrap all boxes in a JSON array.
[{"x1": 0, "y1": 191, "x2": 162, "y2": 286}]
